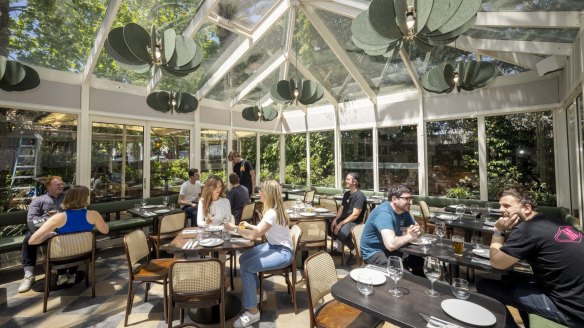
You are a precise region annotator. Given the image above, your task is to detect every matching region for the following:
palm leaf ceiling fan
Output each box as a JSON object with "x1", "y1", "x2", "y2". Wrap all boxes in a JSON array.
[
  {"x1": 0, "y1": 55, "x2": 40, "y2": 92},
  {"x1": 422, "y1": 60, "x2": 498, "y2": 94},
  {"x1": 242, "y1": 86, "x2": 278, "y2": 122}
]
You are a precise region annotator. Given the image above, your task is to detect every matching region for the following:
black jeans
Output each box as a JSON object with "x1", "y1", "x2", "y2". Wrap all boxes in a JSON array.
[
  {"x1": 183, "y1": 206, "x2": 198, "y2": 227},
  {"x1": 364, "y1": 250, "x2": 425, "y2": 277},
  {"x1": 21, "y1": 231, "x2": 38, "y2": 268}
]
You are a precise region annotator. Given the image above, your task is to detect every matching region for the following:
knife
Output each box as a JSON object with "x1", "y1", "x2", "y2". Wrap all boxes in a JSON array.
[{"x1": 420, "y1": 313, "x2": 464, "y2": 328}]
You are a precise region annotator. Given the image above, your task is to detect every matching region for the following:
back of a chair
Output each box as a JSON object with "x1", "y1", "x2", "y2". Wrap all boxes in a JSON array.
[
  {"x1": 419, "y1": 201, "x2": 433, "y2": 233},
  {"x1": 296, "y1": 219, "x2": 326, "y2": 243},
  {"x1": 48, "y1": 231, "x2": 94, "y2": 261},
  {"x1": 304, "y1": 190, "x2": 315, "y2": 204},
  {"x1": 351, "y1": 224, "x2": 365, "y2": 265},
  {"x1": 319, "y1": 198, "x2": 338, "y2": 213},
  {"x1": 170, "y1": 259, "x2": 223, "y2": 295},
  {"x1": 290, "y1": 225, "x2": 302, "y2": 255},
  {"x1": 240, "y1": 203, "x2": 255, "y2": 222},
  {"x1": 283, "y1": 200, "x2": 297, "y2": 209},
  {"x1": 159, "y1": 212, "x2": 186, "y2": 235},
  {"x1": 304, "y1": 252, "x2": 338, "y2": 321},
  {"x1": 124, "y1": 230, "x2": 150, "y2": 270}
]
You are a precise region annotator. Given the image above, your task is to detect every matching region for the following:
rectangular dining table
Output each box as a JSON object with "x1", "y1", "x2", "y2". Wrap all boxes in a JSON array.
[
  {"x1": 127, "y1": 205, "x2": 181, "y2": 234},
  {"x1": 331, "y1": 268, "x2": 507, "y2": 328}
]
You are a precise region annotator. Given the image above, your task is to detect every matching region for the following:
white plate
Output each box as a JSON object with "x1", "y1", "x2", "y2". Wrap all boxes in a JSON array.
[
  {"x1": 349, "y1": 268, "x2": 387, "y2": 285},
  {"x1": 142, "y1": 205, "x2": 156, "y2": 209},
  {"x1": 299, "y1": 212, "x2": 316, "y2": 217},
  {"x1": 199, "y1": 238, "x2": 224, "y2": 247},
  {"x1": 206, "y1": 225, "x2": 224, "y2": 232},
  {"x1": 483, "y1": 220, "x2": 496, "y2": 226},
  {"x1": 437, "y1": 214, "x2": 456, "y2": 221},
  {"x1": 441, "y1": 299, "x2": 497, "y2": 326},
  {"x1": 313, "y1": 208, "x2": 329, "y2": 213},
  {"x1": 154, "y1": 209, "x2": 170, "y2": 214},
  {"x1": 472, "y1": 248, "x2": 490, "y2": 258},
  {"x1": 410, "y1": 237, "x2": 432, "y2": 246},
  {"x1": 285, "y1": 209, "x2": 293, "y2": 214}
]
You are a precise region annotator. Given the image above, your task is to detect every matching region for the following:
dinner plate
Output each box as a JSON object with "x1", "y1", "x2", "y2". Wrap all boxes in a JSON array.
[
  {"x1": 483, "y1": 220, "x2": 496, "y2": 226},
  {"x1": 422, "y1": 234, "x2": 438, "y2": 242},
  {"x1": 437, "y1": 214, "x2": 455, "y2": 220},
  {"x1": 299, "y1": 212, "x2": 316, "y2": 217},
  {"x1": 142, "y1": 205, "x2": 156, "y2": 209},
  {"x1": 199, "y1": 238, "x2": 224, "y2": 247},
  {"x1": 472, "y1": 248, "x2": 490, "y2": 258},
  {"x1": 349, "y1": 268, "x2": 387, "y2": 285},
  {"x1": 441, "y1": 299, "x2": 496, "y2": 326},
  {"x1": 410, "y1": 237, "x2": 432, "y2": 246},
  {"x1": 313, "y1": 208, "x2": 329, "y2": 213},
  {"x1": 154, "y1": 209, "x2": 170, "y2": 214},
  {"x1": 285, "y1": 209, "x2": 293, "y2": 214}
]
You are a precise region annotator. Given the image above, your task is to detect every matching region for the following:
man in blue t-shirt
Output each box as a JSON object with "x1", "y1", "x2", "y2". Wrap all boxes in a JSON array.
[{"x1": 360, "y1": 184, "x2": 423, "y2": 274}]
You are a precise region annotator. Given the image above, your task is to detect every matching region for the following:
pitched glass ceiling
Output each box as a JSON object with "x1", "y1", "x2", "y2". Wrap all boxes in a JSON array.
[
  {"x1": 212, "y1": 0, "x2": 280, "y2": 31},
  {"x1": 480, "y1": 0, "x2": 584, "y2": 11},
  {"x1": 464, "y1": 27, "x2": 579, "y2": 43}
]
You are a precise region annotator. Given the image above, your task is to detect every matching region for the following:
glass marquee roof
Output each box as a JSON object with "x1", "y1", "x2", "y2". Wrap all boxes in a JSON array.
[{"x1": 4, "y1": 0, "x2": 584, "y2": 111}]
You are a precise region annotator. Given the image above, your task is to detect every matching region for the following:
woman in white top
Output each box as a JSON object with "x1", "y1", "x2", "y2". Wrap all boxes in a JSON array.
[
  {"x1": 196, "y1": 175, "x2": 233, "y2": 227},
  {"x1": 224, "y1": 180, "x2": 292, "y2": 328}
]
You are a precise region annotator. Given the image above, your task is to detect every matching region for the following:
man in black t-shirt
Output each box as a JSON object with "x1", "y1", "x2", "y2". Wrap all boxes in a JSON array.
[
  {"x1": 228, "y1": 150, "x2": 255, "y2": 198},
  {"x1": 331, "y1": 172, "x2": 366, "y2": 264},
  {"x1": 476, "y1": 186, "x2": 584, "y2": 328}
]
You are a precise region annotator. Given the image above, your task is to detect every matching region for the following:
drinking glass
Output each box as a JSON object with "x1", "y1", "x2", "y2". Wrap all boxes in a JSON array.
[
  {"x1": 435, "y1": 221, "x2": 446, "y2": 246},
  {"x1": 140, "y1": 198, "x2": 147, "y2": 207},
  {"x1": 387, "y1": 256, "x2": 403, "y2": 297},
  {"x1": 357, "y1": 273, "x2": 373, "y2": 296},
  {"x1": 169, "y1": 203, "x2": 176, "y2": 211},
  {"x1": 452, "y1": 235, "x2": 464, "y2": 256},
  {"x1": 471, "y1": 236, "x2": 484, "y2": 249},
  {"x1": 134, "y1": 203, "x2": 141, "y2": 211},
  {"x1": 162, "y1": 196, "x2": 169, "y2": 207},
  {"x1": 456, "y1": 204, "x2": 465, "y2": 221},
  {"x1": 423, "y1": 256, "x2": 441, "y2": 297},
  {"x1": 451, "y1": 278, "x2": 470, "y2": 300},
  {"x1": 485, "y1": 202, "x2": 493, "y2": 223},
  {"x1": 470, "y1": 205, "x2": 479, "y2": 222}
]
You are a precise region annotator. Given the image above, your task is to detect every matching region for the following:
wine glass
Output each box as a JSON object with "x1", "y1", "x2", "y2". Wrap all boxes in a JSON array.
[
  {"x1": 470, "y1": 205, "x2": 479, "y2": 222},
  {"x1": 456, "y1": 204, "x2": 465, "y2": 221},
  {"x1": 434, "y1": 221, "x2": 446, "y2": 246},
  {"x1": 423, "y1": 256, "x2": 441, "y2": 297},
  {"x1": 140, "y1": 198, "x2": 147, "y2": 207},
  {"x1": 451, "y1": 278, "x2": 470, "y2": 300},
  {"x1": 357, "y1": 273, "x2": 373, "y2": 296},
  {"x1": 162, "y1": 196, "x2": 169, "y2": 207},
  {"x1": 471, "y1": 236, "x2": 484, "y2": 249},
  {"x1": 387, "y1": 256, "x2": 403, "y2": 297}
]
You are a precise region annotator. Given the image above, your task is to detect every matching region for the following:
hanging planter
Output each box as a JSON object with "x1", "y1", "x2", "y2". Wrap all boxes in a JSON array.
[
  {"x1": 421, "y1": 60, "x2": 498, "y2": 94},
  {"x1": 0, "y1": 56, "x2": 40, "y2": 92}
]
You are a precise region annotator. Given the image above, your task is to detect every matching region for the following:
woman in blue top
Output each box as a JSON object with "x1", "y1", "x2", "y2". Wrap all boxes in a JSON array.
[{"x1": 29, "y1": 185, "x2": 109, "y2": 285}]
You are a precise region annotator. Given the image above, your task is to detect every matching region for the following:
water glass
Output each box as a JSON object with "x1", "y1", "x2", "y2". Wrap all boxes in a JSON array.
[
  {"x1": 169, "y1": 203, "x2": 176, "y2": 211},
  {"x1": 387, "y1": 256, "x2": 403, "y2": 297},
  {"x1": 470, "y1": 205, "x2": 479, "y2": 221},
  {"x1": 423, "y1": 256, "x2": 441, "y2": 297},
  {"x1": 471, "y1": 236, "x2": 484, "y2": 249},
  {"x1": 162, "y1": 196, "x2": 169, "y2": 207},
  {"x1": 452, "y1": 235, "x2": 464, "y2": 256},
  {"x1": 451, "y1": 278, "x2": 470, "y2": 300},
  {"x1": 357, "y1": 273, "x2": 373, "y2": 296},
  {"x1": 222, "y1": 229, "x2": 231, "y2": 241},
  {"x1": 456, "y1": 204, "x2": 465, "y2": 221},
  {"x1": 134, "y1": 203, "x2": 141, "y2": 211},
  {"x1": 140, "y1": 198, "x2": 147, "y2": 207},
  {"x1": 435, "y1": 222, "x2": 446, "y2": 246},
  {"x1": 485, "y1": 202, "x2": 493, "y2": 223}
]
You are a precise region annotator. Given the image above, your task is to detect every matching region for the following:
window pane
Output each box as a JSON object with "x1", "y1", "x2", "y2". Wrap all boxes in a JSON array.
[
  {"x1": 310, "y1": 131, "x2": 335, "y2": 187},
  {"x1": 260, "y1": 134, "x2": 280, "y2": 181},
  {"x1": 285, "y1": 133, "x2": 307, "y2": 185},
  {"x1": 378, "y1": 126, "x2": 418, "y2": 193},
  {"x1": 201, "y1": 129, "x2": 228, "y2": 182},
  {"x1": 150, "y1": 127, "x2": 190, "y2": 197},
  {"x1": 91, "y1": 123, "x2": 143, "y2": 203},
  {"x1": 341, "y1": 129, "x2": 373, "y2": 190},
  {"x1": 427, "y1": 119, "x2": 478, "y2": 198},
  {"x1": 1, "y1": 109, "x2": 77, "y2": 213},
  {"x1": 486, "y1": 112, "x2": 556, "y2": 205}
]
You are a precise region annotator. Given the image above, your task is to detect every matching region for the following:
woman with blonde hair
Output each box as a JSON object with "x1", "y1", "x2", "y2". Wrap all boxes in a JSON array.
[
  {"x1": 196, "y1": 175, "x2": 233, "y2": 227},
  {"x1": 224, "y1": 180, "x2": 292, "y2": 328},
  {"x1": 29, "y1": 185, "x2": 109, "y2": 286}
]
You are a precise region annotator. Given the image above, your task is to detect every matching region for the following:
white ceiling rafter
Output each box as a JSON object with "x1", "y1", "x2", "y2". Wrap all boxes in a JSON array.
[
  {"x1": 289, "y1": 51, "x2": 338, "y2": 106},
  {"x1": 196, "y1": 0, "x2": 291, "y2": 99},
  {"x1": 302, "y1": 4, "x2": 377, "y2": 104},
  {"x1": 475, "y1": 11, "x2": 582, "y2": 28},
  {"x1": 82, "y1": 0, "x2": 123, "y2": 83},
  {"x1": 476, "y1": 50, "x2": 543, "y2": 70},
  {"x1": 398, "y1": 47, "x2": 422, "y2": 94},
  {"x1": 280, "y1": 6, "x2": 297, "y2": 80},
  {"x1": 301, "y1": 0, "x2": 365, "y2": 18},
  {"x1": 207, "y1": 12, "x2": 253, "y2": 38},
  {"x1": 456, "y1": 35, "x2": 572, "y2": 57},
  {"x1": 147, "y1": 0, "x2": 221, "y2": 93}
]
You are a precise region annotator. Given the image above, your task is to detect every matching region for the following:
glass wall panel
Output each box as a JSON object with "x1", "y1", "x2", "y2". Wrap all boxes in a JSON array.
[
  {"x1": 1, "y1": 109, "x2": 77, "y2": 213},
  {"x1": 260, "y1": 134, "x2": 280, "y2": 182},
  {"x1": 285, "y1": 133, "x2": 307, "y2": 185},
  {"x1": 310, "y1": 131, "x2": 335, "y2": 187},
  {"x1": 91, "y1": 123, "x2": 143, "y2": 203},
  {"x1": 427, "y1": 119, "x2": 478, "y2": 198},
  {"x1": 341, "y1": 129, "x2": 373, "y2": 190},
  {"x1": 150, "y1": 127, "x2": 190, "y2": 197},
  {"x1": 486, "y1": 111, "x2": 555, "y2": 205},
  {"x1": 567, "y1": 99, "x2": 580, "y2": 220},
  {"x1": 378, "y1": 126, "x2": 418, "y2": 193},
  {"x1": 200, "y1": 129, "x2": 228, "y2": 182},
  {"x1": 232, "y1": 131, "x2": 257, "y2": 164}
]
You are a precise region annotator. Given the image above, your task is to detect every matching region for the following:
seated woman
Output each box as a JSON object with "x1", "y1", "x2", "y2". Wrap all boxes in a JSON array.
[
  {"x1": 196, "y1": 175, "x2": 234, "y2": 227},
  {"x1": 29, "y1": 185, "x2": 109, "y2": 286},
  {"x1": 224, "y1": 180, "x2": 293, "y2": 328}
]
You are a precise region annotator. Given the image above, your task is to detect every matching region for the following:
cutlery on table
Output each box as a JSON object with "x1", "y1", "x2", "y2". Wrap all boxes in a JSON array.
[{"x1": 420, "y1": 313, "x2": 464, "y2": 328}]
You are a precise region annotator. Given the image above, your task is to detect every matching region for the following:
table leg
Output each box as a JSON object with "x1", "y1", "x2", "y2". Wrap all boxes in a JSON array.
[{"x1": 188, "y1": 292, "x2": 242, "y2": 324}]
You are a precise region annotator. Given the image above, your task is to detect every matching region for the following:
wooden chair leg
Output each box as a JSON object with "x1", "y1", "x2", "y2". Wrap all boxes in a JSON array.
[
  {"x1": 43, "y1": 266, "x2": 50, "y2": 313},
  {"x1": 124, "y1": 281, "x2": 134, "y2": 326},
  {"x1": 167, "y1": 298, "x2": 173, "y2": 328},
  {"x1": 163, "y1": 278, "x2": 168, "y2": 323},
  {"x1": 258, "y1": 273, "x2": 264, "y2": 311},
  {"x1": 144, "y1": 282, "x2": 150, "y2": 302}
]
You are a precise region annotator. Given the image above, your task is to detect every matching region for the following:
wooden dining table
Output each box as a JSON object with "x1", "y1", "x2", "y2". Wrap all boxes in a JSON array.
[
  {"x1": 127, "y1": 205, "x2": 181, "y2": 234},
  {"x1": 331, "y1": 268, "x2": 507, "y2": 327}
]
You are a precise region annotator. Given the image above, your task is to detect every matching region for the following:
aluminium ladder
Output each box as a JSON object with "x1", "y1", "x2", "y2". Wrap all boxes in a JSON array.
[{"x1": 9, "y1": 133, "x2": 43, "y2": 197}]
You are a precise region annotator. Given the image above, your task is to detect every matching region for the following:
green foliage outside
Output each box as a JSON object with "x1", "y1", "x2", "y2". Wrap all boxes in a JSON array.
[{"x1": 260, "y1": 134, "x2": 279, "y2": 181}]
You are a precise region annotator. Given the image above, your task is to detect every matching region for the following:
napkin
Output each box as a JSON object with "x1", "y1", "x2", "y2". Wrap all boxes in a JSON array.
[
  {"x1": 143, "y1": 211, "x2": 156, "y2": 216},
  {"x1": 482, "y1": 225, "x2": 495, "y2": 231},
  {"x1": 182, "y1": 229, "x2": 199, "y2": 234},
  {"x1": 231, "y1": 238, "x2": 249, "y2": 243}
]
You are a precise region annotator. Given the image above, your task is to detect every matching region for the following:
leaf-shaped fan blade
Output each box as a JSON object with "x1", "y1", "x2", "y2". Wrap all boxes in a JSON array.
[
  {"x1": 178, "y1": 44, "x2": 203, "y2": 70},
  {"x1": 473, "y1": 62, "x2": 498, "y2": 87},
  {"x1": 421, "y1": 0, "x2": 462, "y2": 33},
  {"x1": 296, "y1": 79, "x2": 304, "y2": 99},
  {"x1": 415, "y1": 0, "x2": 433, "y2": 34},
  {"x1": 425, "y1": 15, "x2": 476, "y2": 41},
  {"x1": 426, "y1": 0, "x2": 481, "y2": 36},
  {"x1": 261, "y1": 106, "x2": 278, "y2": 121},
  {"x1": 108, "y1": 27, "x2": 144, "y2": 65},
  {"x1": 176, "y1": 93, "x2": 199, "y2": 113},
  {"x1": 275, "y1": 80, "x2": 294, "y2": 101},
  {"x1": 123, "y1": 23, "x2": 152, "y2": 63},
  {"x1": 104, "y1": 38, "x2": 137, "y2": 65},
  {"x1": 242, "y1": 106, "x2": 260, "y2": 121},
  {"x1": 299, "y1": 80, "x2": 318, "y2": 103},
  {"x1": 146, "y1": 92, "x2": 171, "y2": 113},
  {"x1": 161, "y1": 29, "x2": 176, "y2": 65},
  {"x1": 443, "y1": 63, "x2": 456, "y2": 88},
  {"x1": 394, "y1": 0, "x2": 409, "y2": 36},
  {"x1": 463, "y1": 60, "x2": 480, "y2": 86},
  {"x1": 427, "y1": 63, "x2": 451, "y2": 92},
  {"x1": 288, "y1": 79, "x2": 296, "y2": 99},
  {"x1": 414, "y1": 37, "x2": 433, "y2": 53},
  {"x1": 156, "y1": 91, "x2": 172, "y2": 109},
  {"x1": 170, "y1": 35, "x2": 197, "y2": 68},
  {"x1": 301, "y1": 83, "x2": 324, "y2": 105},
  {"x1": 368, "y1": 0, "x2": 403, "y2": 40},
  {"x1": 160, "y1": 65, "x2": 192, "y2": 78},
  {"x1": 3, "y1": 65, "x2": 40, "y2": 91},
  {"x1": 0, "y1": 56, "x2": 6, "y2": 81},
  {"x1": 422, "y1": 72, "x2": 447, "y2": 93},
  {"x1": 1, "y1": 61, "x2": 26, "y2": 86},
  {"x1": 351, "y1": 35, "x2": 388, "y2": 54},
  {"x1": 352, "y1": 11, "x2": 396, "y2": 52}
]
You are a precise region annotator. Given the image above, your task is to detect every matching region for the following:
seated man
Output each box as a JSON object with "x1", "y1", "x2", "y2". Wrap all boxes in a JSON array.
[
  {"x1": 178, "y1": 168, "x2": 201, "y2": 227},
  {"x1": 477, "y1": 186, "x2": 584, "y2": 328},
  {"x1": 360, "y1": 184, "x2": 423, "y2": 275},
  {"x1": 331, "y1": 172, "x2": 366, "y2": 265},
  {"x1": 226, "y1": 173, "x2": 250, "y2": 224}
]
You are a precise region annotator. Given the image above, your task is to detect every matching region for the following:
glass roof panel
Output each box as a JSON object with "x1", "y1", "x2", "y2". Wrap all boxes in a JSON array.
[
  {"x1": 293, "y1": 9, "x2": 365, "y2": 102},
  {"x1": 480, "y1": 55, "x2": 530, "y2": 75},
  {"x1": 464, "y1": 27, "x2": 579, "y2": 43},
  {"x1": 207, "y1": 77, "x2": 227, "y2": 101},
  {"x1": 315, "y1": 9, "x2": 415, "y2": 97},
  {"x1": 7, "y1": 0, "x2": 109, "y2": 73},
  {"x1": 213, "y1": 0, "x2": 279, "y2": 30},
  {"x1": 481, "y1": 0, "x2": 584, "y2": 11},
  {"x1": 239, "y1": 64, "x2": 283, "y2": 107}
]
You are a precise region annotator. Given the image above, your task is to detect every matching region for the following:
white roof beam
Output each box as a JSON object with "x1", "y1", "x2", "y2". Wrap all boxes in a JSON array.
[
  {"x1": 289, "y1": 51, "x2": 338, "y2": 106},
  {"x1": 302, "y1": 4, "x2": 377, "y2": 104},
  {"x1": 456, "y1": 35, "x2": 572, "y2": 57},
  {"x1": 477, "y1": 50, "x2": 543, "y2": 70},
  {"x1": 475, "y1": 11, "x2": 582, "y2": 28},
  {"x1": 399, "y1": 47, "x2": 422, "y2": 94},
  {"x1": 207, "y1": 13, "x2": 253, "y2": 38},
  {"x1": 82, "y1": 0, "x2": 123, "y2": 83},
  {"x1": 280, "y1": 6, "x2": 296, "y2": 80},
  {"x1": 196, "y1": 0, "x2": 291, "y2": 99},
  {"x1": 302, "y1": 0, "x2": 365, "y2": 19}
]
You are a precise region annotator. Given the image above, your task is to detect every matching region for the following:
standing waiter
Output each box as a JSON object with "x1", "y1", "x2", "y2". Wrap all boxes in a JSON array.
[{"x1": 228, "y1": 150, "x2": 256, "y2": 198}]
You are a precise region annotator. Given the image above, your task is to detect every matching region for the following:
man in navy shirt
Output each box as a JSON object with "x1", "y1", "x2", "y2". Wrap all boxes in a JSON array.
[{"x1": 227, "y1": 173, "x2": 250, "y2": 224}]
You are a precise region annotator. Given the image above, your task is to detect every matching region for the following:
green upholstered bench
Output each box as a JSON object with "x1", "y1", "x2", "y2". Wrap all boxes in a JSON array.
[
  {"x1": 528, "y1": 314, "x2": 568, "y2": 327},
  {"x1": 0, "y1": 210, "x2": 28, "y2": 252}
]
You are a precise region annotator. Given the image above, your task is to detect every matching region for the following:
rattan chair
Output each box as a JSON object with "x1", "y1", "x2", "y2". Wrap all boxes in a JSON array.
[
  {"x1": 240, "y1": 202, "x2": 255, "y2": 224},
  {"x1": 297, "y1": 219, "x2": 328, "y2": 254},
  {"x1": 168, "y1": 259, "x2": 225, "y2": 328},
  {"x1": 419, "y1": 200, "x2": 434, "y2": 234},
  {"x1": 150, "y1": 212, "x2": 186, "y2": 258},
  {"x1": 43, "y1": 231, "x2": 96, "y2": 312},
  {"x1": 304, "y1": 190, "x2": 316, "y2": 204},
  {"x1": 351, "y1": 224, "x2": 365, "y2": 266},
  {"x1": 282, "y1": 200, "x2": 297, "y2": 209},
  {"x1": 259, "y1": 225, "x2": 302, "y2": 314},
  {"x1": 124, "y1": 229, "x2": 175, "y2": 326},
  {"x1": 318, "y1": 198, "x2": 338, "y2": 213},
  {"x1": 304, "y1": 252, "x2": 381, "y2": 328}
]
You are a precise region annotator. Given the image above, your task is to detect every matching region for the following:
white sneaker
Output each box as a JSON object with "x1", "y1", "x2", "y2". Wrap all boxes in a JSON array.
[
  {"x1": 18, "y1": 276, "x2": 35, "y2": 293},
  {"x1": 67, "y1": 273, "x2": 76, "y2": 285},
  {"x1": 57, "y1": 274, "x2": 69, "y2": 286},
  {"x1": 256, "y1": 291, "x2": 268, "y2": 303},
  {"x1": 233, "y1": 310, "x2": 261, "y2": 328}
]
